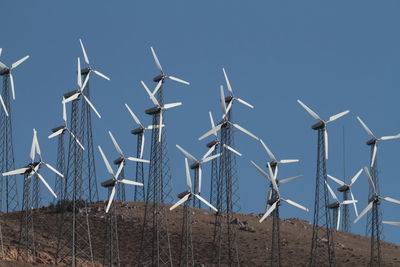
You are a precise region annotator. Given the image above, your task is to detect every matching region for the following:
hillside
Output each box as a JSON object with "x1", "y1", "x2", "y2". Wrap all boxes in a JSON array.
[{"x1": 0, "y1": 201, "x2": 399, "y2": 266}]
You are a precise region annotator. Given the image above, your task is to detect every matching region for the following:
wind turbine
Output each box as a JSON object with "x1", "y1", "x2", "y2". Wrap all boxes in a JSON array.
[
  {"x1": 356, "y1": 116, "x2": 400, "y2": 167},
  {"x1": 327, "y1": 168, "x2": 363, "y2": 231},
  {"x1": 297, "y1": 99, "x2": 349, "y2": 160},
  {"x1": 2, "y1": 129, "x2": 62, "y2": 198},
  {"x1": 149, "y1": 46, "x2": 190, "y2": 95},
  {"x1": 98, "y1": 145, "x2": 143, "y2": 213},
  {"x1": 176, "y1": 144, "x2": 221, "y2": 208},
  {"x1": 325, "y1": 181, "x2": 358, "y2": 231},
  {"x1": 63, "y1": 57, "x2": 102, "y2": 119},
  {"x1": 141, "y1": 80, "x2": 182, "y2": 142},
  {"x1": 78, "y1": 38, "x2": 110, "y2": 90},
  {"x1": 221, "y1": 68, "x2": 253, "y2": 115}
]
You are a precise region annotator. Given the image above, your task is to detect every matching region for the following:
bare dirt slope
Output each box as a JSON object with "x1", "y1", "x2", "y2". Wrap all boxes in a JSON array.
[{"x1": 0, "y1": 201, "x2": 399, "y2": 266}]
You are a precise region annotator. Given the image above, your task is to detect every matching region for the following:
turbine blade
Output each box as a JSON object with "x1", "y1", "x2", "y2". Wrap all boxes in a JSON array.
[
  {"x1": 337, "y1": 207, "x2": 341, "y2": 231},
  {"x1": 125, "y1": 103, "x2": 143, "y2": 127},
  {"x1": 194, "y1": 194, "x2": 217, "y2": 212},
  {"x1": 259, "y1": 139, "x2": 276, "y2": 161},
  {"x1": 198, "y1": 167, "x2": 202, "y2": 193},
  {"x1": 382, "y1": 197, "x2": 400, "y2": 205},
  {"x1": 176, "y1": 144, "x2": 198, "y2": 162},
  {"x1": 163, "y1": 102, "x2": 182, "y2": 109},
  {"x1": 63, "y1": 92, "x2": 80, "y2": 103},
  {"x1": 93, "y1": 70, "x2": 110, "y2": 81},
  {"x1": 141, "y1": 80, "x2": 159, "y2": 106},
  {"x1": 342, "y1": 200, "x2": 358, "y2": 205},
  {"x1": 0, "y1": 61, "x2": 5, "y2": 69},
  {"x1": 81, "y1": 71, "x2": 91, "y2": 91},
  {"x1": 260, "y1": 201, "x2": 277, "y2": 223},
  {"x1": 185, "y1": 158, "x2": 192, "y2": 189},
  {"x1": 202, "y1": 144, "x2": 216, "y2": 160},
  {"x1": 354, "y1": 201, "x2": 373, "y2": 223},
  {"x1": 297, "y1": 99, "x2": 321, "y2": 120},
  {"x1": 327, "y1": 110, "x2": 350, "y2": 123},
  {"x1": 209, "y1": 111, "x2": 216, "y2": 136},
  {"x1": 168, "y1": 76, "x2": 190, "y2": 85},
  {"x1": 150, "y1": 46, "x2": 163, "y2": 73},
  {"x1": 267, "y1": 162, "x2": 279, "y2": 192},
  {"x1": 356, "y1": 116, "x2": 375, "y2": 137},
  {"x1": 77, "y1": 57, "x2": 82, "y2": 88},
  {"x1": 222, "y1": 68, "x2": 233, "y2": 93},
  {"x1": 115, "y1": 162, "x2": 124, "y2": 179},
  {"x1": 370, "y1": 143, "x2": 377, "y2": 168},
  {"x1": 48, "y1": 129, "x2": 64, "y2": 139},
  {"x1": 380, "y1": 134, "x2": 400, "y2": 141},
  {"x1": 350, "y1": 168, "x2": 364, "y2": 186},
  {"x1": 364, "y1": 167, "x2": 376, "y2": 193},
  {"x1": 199, "y1": 124, "x2": 222, "y2": 141},
  {"x1": 98, "y1": 145, "x2": 114, "y2": 176},
  {"x1": 158, "y1": 111, "x2": 163, "y2": 142},
  {"x1": 220, "y1": 85, "x2": 227, "y2": 115},
  {"x1": 62, "y1": 99, "x2": 67, "y2": 122},
  {"x1": 11, "y1": 55, "x2": 29, "y2": 69},
  {"x1": 278, "y1": 159, "x2": 299, "y2": 164},
  {"x1": 223, "y1": 144, "x2": 242, "y2": 156},
  {"x1": 236, "y1": 98, "x2": 254, "y2": 109},
  {"x1": 282, "y1": 198, "x2": 309, "y2": 212},
  {"x1": 382, "y1": 221, "x2": 400, "y2": 226},
  {"x1": 0, "y1": 95, "x2": 9, "y2": 117},
  {"x1": 3, "y1": 167, "x2": 29, "y2": 176},
  {"x1": 224, "y1": 100, "x2": 233, "y2": 118},
  {"x1": 279, "y1": 175, "x2": 303, "y2": 184},
  {"x1": 10, "y1": 73, "x2": 15, "y2": 100},
  {"x1": 126, "y1": 157, "x2": 150, "y2": 163},
  {"x1": 140, "y1": 135, "x2": 145, "y2": 159},
  {"x1": 79, "y1": 39, "x2": 90, "y2": 65},
  {"x1": 350, "y1": 190, "x2": 359, "y2": 217},
  {"x1": 250, "y1": 160, "x2": 270, "y2": 181},
  {"x1": 170, "y1": 194, "x2": 190, "y2": 211},
  {"x1": 325, "y1": 181, "x2": 338, "y2": 201},
  {"x1": 108, "y1": 131, "x2": 124, "y2": 156},
  {"x1": 67, "y1": 128, "x2": 85, "y2": 150},
  {"x1": 201, "y1": 153, "x2": 221, "y2": 163},
  {"x1": 44, "y1": 162, "x2": 64, "y2": 178},
  {"x1": 106, "y1": 186, "x2": 116, "y2": 213},
  {"x1": 83, "y1": 95, "x2": 101, "y2": 119},
  {"x1": 324, "y1": 128, "x2": 328, "y2": 160},
  {"x1": 119, "y1": 179, "x2": 144, "y2": 186},
  {"x1": 231, "y1": 123, "x2": 259, "y2": 141},
  {"x1": 327, "y1": 174, "x2": 345, "y2": 186},
  {"x1": 35, "y1": 171, "x2": 57, "y2": 198},
  {"x1": 33, "y1": 129, "x2": 41, "y2": 158}
]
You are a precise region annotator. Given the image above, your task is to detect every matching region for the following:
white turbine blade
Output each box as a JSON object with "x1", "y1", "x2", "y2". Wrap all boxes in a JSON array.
[
  {"x1": 223, "y1": 144, "x2": 242, "y2": 156},
  {"x1": 356, "y1": 116, "x2": 375, "y2": 137},
  {"x1": 141, "y1": 80, "x2": 159, "y2": 106},
  {"x1": 119, "y1": 179, "x2": 143, "y2": 186},
  {"x1": 324, "y1": 128, "x2": 328, "y2": 160},
  {"x1": 30, "y1": 132, "x2": 36, "y2": 161},
  {"x1": 370, "y1": 144, "x2": 377, "y2": 168},
  {"x1": 382, "y1": 221, "x2": 400, "y2": 226},
  {"x1": 152, "y1": 80, "x2": 163, "y2": 96},
  {"x1": 115, "y1": 162, "x2": 124, "y2": 180},
  {"x1": 202, "y1": 144, "x2": 216, "y2": 160},
  {"x1": 194, "y1": 194, "x2": 217, "y2": 212},
  {"x1": 9, "y1": 73, "x2": 15, "y2": 100},
  {"x1": 327, "y1": 110, "x2": 350, "y2": 123},
  {"x1": 62, "y1": 99, "x2": 67, "y2": 122},
  {"x1": 279, "y1": 159, "x2": 299, "y2": 164},
  {"x1": 176, "y1": 144, "x2": 198, "y2": 162},
  {"x1": 79, "y1": 39, "x2": 90, "y2": 65},
  {"x1": 105, "y1": 186, "x2": 116, "y2": 213},
  {"x1": 250, "y1": 160, "x2": 270, "y2": 181},
  {"x1": 93, "y1": 70, "x2": 110, "y2": 81},
  {"x1": 98, "y1": 146, "x2": 114, "y2": 176},
  {"x1": 260, "y1": 201, "x2": 277, "y2": 223},
  {"x1": 67, "y1": 128, "x2": 85, "y2": 150},
  {"x1": 282, "y1": 198, "x2": 309, "y2": 212},
  {"x1": 222, "y1": 68, "x2": 233, "y2": 93},
  {"x1": 83, "y1": 95, "x2": 101, "y2": 118},
  {"x1": 279, "y1": 175, "x2": 303, "y2": 184},
  {"x1": 327, "y1": 174, "x2": 345, "y2": 186},
  {"x1": 267, "y1": 162, "x2": 279, "y2": 192},
  {"x1": 350, "y1": 190, "x2": 359, "y2": 217},
  {"x1": 354, "y1": 201, "x2": 373, "y2": 223},
  {"x1": 170, "y1": 194, "x2": 190, "y2": 211},
  {"x1": 231, "y1": 123, "x2": 259, "y2": 141},
  {"x1": 220, "y1": 85, "x2": 227, "y2": 115},
  {"x1": 342, "y1": 200, "x2": 358, "y2": 205},
  {"x1": 185, "y1": 158, "x2": 192, "y2": 189},
  {"x1": 199, "y1": 124, "x2": 222, "y2": 141},
  {"x1": 146, "y1": 124, "x2": 164, "y2": 130},
  {"x1": 63, "y1": 92, "x2": 80, "y2": 103},
  {"x1": 108, "y1": 131, "x2": 124, "y2": 156},
  {"x1": 0, "y1": 48, "x2": 2, "y2": 57},
  {"x1": 259, "y1": 139, "x2": 276, "y2": 161},
  {"x1": 3, "y1": 167, "x2": 29, "y2": 176},
  {"x1": 198, "y1": 167, "x2": 202, "y2": 193},
  {"x1": 297, "y1": 99, "x2": 321, "y2": 120},
  {"x1": 150, "y1": 46, "x2": 163, "y2": 73},
  {"x1": 163, "y1": 102, "x2": 182, "y2": 109},
  {"x1": 209, "y1": 111, "x2": 216, "y2": 136},
  {"x1": 201, "y1": 153, "x2": 221, "y2": 164},
  {"x1": 382, "y1": 197, "x2": 400, "y2": 205},
  {"x1": 33, "y1": 129, "x2": 41, "y2": 158},
  {"x1": 337, "y1": 208, "x2": 341, "y2": 231},
  {"x1": 158, "y1": 111, "x2": 163, "y2": 142},
  {"x1": 236, "y1": 98, "x2": 254, "y2": 109},
  {"x1": 35, "y1": 171, "x2": 57, "y2": 198},
  {"x1": 350, "y1": 168, "x2": 363, "y2": 186},
  {"x1": 0, "y1": 95, "x2": 9, "y2": 117},
  {"x1": 326, "y1": 182, "x2": 338, "y2": 201},
  {"x1": 48, "y1": 129, "x2": 64, "y2": 139},
  {"x1": 140, "y1": 135, "x2": 145, "y2": 159},
  {"x1": 44, "y1": 162, "x2": 64, "y2": 178},
  {"x1": 81, "y1": 71, "x2": 91, "y2": 92},
  {"x1": 380, "y1": 134, "x2": 400, "y2": 141},
  {"x1": 125, "y1": 104, "x2": 143, "y2": 127},
  {"x1": 0, "y1": 61, "x2": 6, "y2": 69},
  {"x1": 11, "y1": 55, "x2": 29, "y2": 69},
  {"x1": 364, "y1": 167, "x2": 376, "y2": 193},
  {"x1": 77, "y1": 57, "x2": 82, "y2": 88},
  {"x1": 168, "y1": 76, "x2": 190, "y2": 85},
  {"x1": 126, "y1": 157, "x2": 150, "y2": 163}
]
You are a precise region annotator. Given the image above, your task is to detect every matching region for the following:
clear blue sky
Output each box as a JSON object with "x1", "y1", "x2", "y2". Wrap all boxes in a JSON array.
[{"x1": 2, "y1": 1, "x2": 400, "y2": 245}]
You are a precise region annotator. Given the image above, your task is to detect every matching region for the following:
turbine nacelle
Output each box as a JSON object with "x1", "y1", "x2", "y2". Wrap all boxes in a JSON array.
[
  {"x1": 51, "y1": 125, "x2": 66, "y2": 134},
  {"x1": 113, "y1": 157, "x2": 124, "y2": 165},
  {"x1": 337, "y1": 184, "x2": 350, "y2": 192},
  {"x1": 206, "y1": 140, "x2": 218, "y2": 148},
  {"x1": 267, "y1": 196, "x2": 280, "y2": 205},
  {"x1": 366, "y1": 138, "x2": 377, "y2": 146},
  {"x1": 153, "y1": 74, "x2": 164, "y2": 83},
  {"x1": 80, "y1": 67, "x2": 91, "y2": 75},
  {"x1": 311, "y1": 121, "x2": 325, "y2": 130},
  {"x1": 101, "y1": 178, "x2": 116, "y2": 188},
  {"x1": 190, "y1": 162, "x2": 200, "y2": 170},
  {"x1": 64, "y1": 90, "x2": 80, "y2": 99},
  {"x1": 327, "y1": 202, "x2": 340, "y2": 209},
  {"x1": 0, "y1": 67, "x2": 10, "y2": 76},
  {"x1": 145, "y1": 106, "x2": 162, "y2": 115},
  {"x1": 368, "y1": 194, "x2": 380, "y2": 204},
  {"x1": 130, "y1": 127, "x2": 145, "y2": 135},
  {"x1": 177, "y1": 190, "x2": 191, "y2": 199}
]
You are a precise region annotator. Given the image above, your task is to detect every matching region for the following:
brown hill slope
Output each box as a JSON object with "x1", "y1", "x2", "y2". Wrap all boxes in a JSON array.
[{"x1": 0, "y1": 201, "x2": 399, "y2": 266}]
